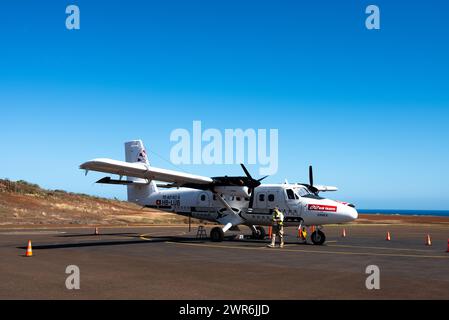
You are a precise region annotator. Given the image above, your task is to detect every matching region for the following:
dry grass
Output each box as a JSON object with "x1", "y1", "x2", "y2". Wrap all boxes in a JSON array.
[{"x1": 0, "y1": 179, "x2": 194, "y2": 228}]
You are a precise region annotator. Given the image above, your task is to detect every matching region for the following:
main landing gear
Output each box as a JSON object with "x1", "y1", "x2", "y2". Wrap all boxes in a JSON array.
[
  {"x1": 210, "y1": 227, "x2": 224, "y2": 242},
  {"x1": 247, "y1": 225, "x2": 266, "y2": 240},
  {"x1": 211, "y1": 225, "x2": 266, "y2": 242},
  {"x1": 252, "y1": 226, "x2": 266, "y2": 240}
]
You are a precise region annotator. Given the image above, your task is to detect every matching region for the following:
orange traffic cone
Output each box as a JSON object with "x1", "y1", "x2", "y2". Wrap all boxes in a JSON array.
[
  {"x1": 94, "y1": 227, "x2": 99, "y2": 235},
  {"x1": 25, "y1": 240, "x2": 33, "y2": 257},
  {"x1": 342, "y1": 229, "x2": 347, "y2": 238},
  {"x1": 425, "y1": 234, "x2": 432, "y2": 246},
  {"x1": 268, "y1": 226, "x2": 272, "y2": 239},
  {"x1": 386, "y1": 232, "x2": 391, "y2": 241}
]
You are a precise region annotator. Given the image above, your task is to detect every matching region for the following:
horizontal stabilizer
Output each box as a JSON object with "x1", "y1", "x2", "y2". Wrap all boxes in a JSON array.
[{"x1": 96, "y1": 177, "x2": 149, "y2": 186}]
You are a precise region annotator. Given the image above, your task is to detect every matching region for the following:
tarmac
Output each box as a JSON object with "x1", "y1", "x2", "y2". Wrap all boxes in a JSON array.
[{"x1": 0, "y1": 223, "x2": 448, "y2": 299}]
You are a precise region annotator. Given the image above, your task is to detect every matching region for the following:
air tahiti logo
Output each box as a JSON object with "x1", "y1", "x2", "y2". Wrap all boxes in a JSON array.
[
  {"x1": 137, "y1": 150, "x2": 148, "y2": 163},
  {"x1": 308, "y1": 204, "x2": 337, "y2": 212}
]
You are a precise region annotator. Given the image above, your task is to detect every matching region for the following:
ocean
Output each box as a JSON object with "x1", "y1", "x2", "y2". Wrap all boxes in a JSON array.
[{"x1": 358, "y1": 209, "x2": 449, "y2": 217}]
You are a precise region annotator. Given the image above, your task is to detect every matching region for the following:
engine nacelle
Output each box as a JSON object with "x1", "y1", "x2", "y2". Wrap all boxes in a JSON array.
[{"x1": 213, "y1": 186, "x2": 250, "y2": 198}]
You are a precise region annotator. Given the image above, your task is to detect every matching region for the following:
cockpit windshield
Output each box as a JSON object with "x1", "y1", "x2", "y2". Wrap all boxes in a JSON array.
[
  {"x1": 295, "y1": 187, "x2": 324, "y2": 199},
  {"x1": 296, "y1": 187, "x2": 312, "y2": 197}
]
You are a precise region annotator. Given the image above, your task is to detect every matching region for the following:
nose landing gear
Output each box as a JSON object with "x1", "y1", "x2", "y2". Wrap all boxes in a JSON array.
[
  {"x1": 298, "y1": 223, "x2": 326, "y2": 245},
  {"x1": 311, "y1": 229, "x2": 326, "y2": 245}
]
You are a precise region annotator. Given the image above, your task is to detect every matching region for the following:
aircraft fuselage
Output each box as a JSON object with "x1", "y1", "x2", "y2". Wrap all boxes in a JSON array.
[{"x1": 142, "y1": 184, "x2": 358, "y2": 227}]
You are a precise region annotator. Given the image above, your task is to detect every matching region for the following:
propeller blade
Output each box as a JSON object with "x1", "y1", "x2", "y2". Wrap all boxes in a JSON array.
[
  {"x1": 241, "y1": 163, "x2": 266, "y2": 188},
  {"x1": 240, "y1": 163, "x2": 253, "y2": 180},
  {"x1": 309, "y1": 165, "x2": 314, "y2": 187},
  {"x1": 240, "y1": 164, "x2": 268, "y2": 207}
]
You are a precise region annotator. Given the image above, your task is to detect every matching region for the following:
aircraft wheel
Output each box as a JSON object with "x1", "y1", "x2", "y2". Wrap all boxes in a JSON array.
[
  {"x1": 252, "y1": 226, "x2": 266, "y2": 240},
  {"x1": 210, "y1": 227, "x2": 224, "y2": 242},
  {"x1": 311, "y1": 230, "x2": 326, "y2": 245}
]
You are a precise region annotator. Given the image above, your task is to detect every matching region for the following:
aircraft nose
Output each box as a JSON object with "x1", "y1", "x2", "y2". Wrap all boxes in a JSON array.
[
  {"x1": 337, "y1": 203, "x2": 358, "y2": 222},
  {"x1": 346, "y1": 206, "x2": 358, "y2": 221}
]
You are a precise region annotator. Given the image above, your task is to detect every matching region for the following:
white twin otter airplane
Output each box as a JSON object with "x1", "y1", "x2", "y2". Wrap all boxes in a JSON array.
[{"x1": 80, "y1": 140, "x2": 358, "y2": 244}]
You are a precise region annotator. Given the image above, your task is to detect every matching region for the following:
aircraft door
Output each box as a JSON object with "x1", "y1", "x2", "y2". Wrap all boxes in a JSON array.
[
  {"x1": 266, "y1": 190, "x2": 279, "y2": 210},
  {"x1": 285, "y1": 188, "x2": 301, "y2": 215},
  {"x1": 285, "y1": 189, "x2": 297, "y2": 207}
]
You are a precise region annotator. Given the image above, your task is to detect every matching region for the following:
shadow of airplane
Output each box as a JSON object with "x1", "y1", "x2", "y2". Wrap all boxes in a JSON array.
[
  {"x1": 17, "y1": 235, "x2": 212, "y2": 250},
  {"x1": 57, "y1": 232, "x2": 139, "y2": 238},
  {"x1": 17, "y1": 234, "x2": 310, "y2": 250}
]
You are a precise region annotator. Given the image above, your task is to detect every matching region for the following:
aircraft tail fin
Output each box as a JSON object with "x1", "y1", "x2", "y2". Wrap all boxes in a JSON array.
[{"x1": 124, "y1": 140, "x2": 158, "y2": 204}]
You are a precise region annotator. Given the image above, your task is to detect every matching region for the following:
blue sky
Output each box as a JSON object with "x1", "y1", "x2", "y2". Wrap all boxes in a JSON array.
[{"x1": 1, "y1": 1, "x2": 448, "y2": 209}]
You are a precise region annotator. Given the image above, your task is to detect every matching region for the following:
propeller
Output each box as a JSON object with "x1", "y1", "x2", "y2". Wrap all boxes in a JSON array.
[
  {"x1": 240, "y1": 164, "x2": 267, "y2": 189},
  {"x1": 300, "y1": 165, "x2": 319, "y2": 194},
  {"x1": 240, "y1": 164, "x2": 268, "y2": 208},
  {"x1": 209, "y1": 164, "x2": 268, "y2": 208}
]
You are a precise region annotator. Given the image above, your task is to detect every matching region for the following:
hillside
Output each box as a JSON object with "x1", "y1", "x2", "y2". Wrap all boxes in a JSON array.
[{"x1": 0, "y1": 179, "x2": 189, "y2": 228}]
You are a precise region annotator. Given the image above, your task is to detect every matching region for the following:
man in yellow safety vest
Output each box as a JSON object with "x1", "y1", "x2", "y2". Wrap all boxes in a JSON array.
[{"x1": 268, "y1": 206, "x2": 284, "y2": 248}]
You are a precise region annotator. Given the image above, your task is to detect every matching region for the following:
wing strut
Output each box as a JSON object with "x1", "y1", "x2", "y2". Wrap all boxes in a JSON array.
[{"x1": 214, "y1": 193, "x2": 244, "y2": 232}]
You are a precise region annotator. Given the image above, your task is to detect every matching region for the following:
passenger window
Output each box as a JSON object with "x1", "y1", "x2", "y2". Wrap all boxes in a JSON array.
[
  {"x1": 286, "y1": 189, "x2": 295, "y2": 200},
  {"x1": 236, "y1": 197, "x2": 241, "y2": 201},
  {"x1": 200, "y1": 195, "x2": 206, "y2": 201},
  {"x1": 268, "y1": 194, "x2": 275, "y2": 202},
  {"x1": 259, "y1": 194, "x2": 265, "y2": 201},
  {"x1": 213, "y1": 195, "x2": 217, "y2": 200}
]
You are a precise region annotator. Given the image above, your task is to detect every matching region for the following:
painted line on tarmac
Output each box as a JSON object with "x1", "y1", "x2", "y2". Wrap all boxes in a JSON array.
[
  {"x1": 139, "y1": 231, "x2": 187, "y2": 241},
  {"x1": 0, "y1": 231, "x2": 67, "y2": 235},
  {"x1": 344, "y1": 224, "x2": 449, "y2": 229},
  {"x1": 327, "y1": 244, "x2": 441, "y2": 253},
  {"x1": 0, "y1": 225, "x2": 194, "y2": 232},
  {"x1": 140, "y1": 233, "x2": 153, "y2": 241},
  {"x1": 166, "y1": 242, "x2": 449, "y2": 259}
]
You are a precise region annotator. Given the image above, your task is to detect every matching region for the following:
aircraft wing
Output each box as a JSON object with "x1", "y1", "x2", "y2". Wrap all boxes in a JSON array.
[{"x1": 80, "y1": 158, "x2": 213, "y2": 185}]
